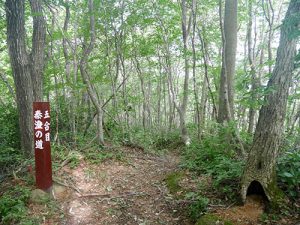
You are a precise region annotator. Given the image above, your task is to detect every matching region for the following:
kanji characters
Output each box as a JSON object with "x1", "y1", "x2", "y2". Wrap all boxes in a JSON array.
[
  {"x1": 35, "y1": 130, "x2": 43, "y2": 138},
  {"x1": 34, "y1": 120, "x2": 43, "y2": 130},
  {"x1": 34, "y1": 110, "x2": 43, "y2": 120},
  {"x1": 45, "y1": 133, "x2": 50, "y2": 142},
  {"x1": 34, "y1": 106, "x2": 51, "y2": 150},
  {"x1": 44, "y1": 121, "x2": 50, "y2": 131},
  {"x1": 44, "y1": 110, "x2": 50, "y2": 119},
  {"x1": 35, "y1": 140, "x2": 44, "y2": 149}
]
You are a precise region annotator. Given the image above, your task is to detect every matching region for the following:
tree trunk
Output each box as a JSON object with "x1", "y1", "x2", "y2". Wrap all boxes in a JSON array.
[
  {"x1": 218, "y1": 0, "x2": 238, "y2": 123},
  {"x1": 191, "y1": 1, "x2": 201, "y2": 138},
  {"x1": 241, "y1": 0, "x2": 300, "y2": 204},
  {"x1": 6, "y1": 0, "x2": 45, "y2": 155},
  {"x1": 79, "y1": 0, "x2": 104, "y2": 146},
  {"x1": 179, "y1": 0, "x2": 195, "y2": 145},
  {"x1": 246, "y1": 0, "x2": 260, "y2": 134},
  {"x1": 198, "y1": 28, "x2": 217, "y2": 120}
]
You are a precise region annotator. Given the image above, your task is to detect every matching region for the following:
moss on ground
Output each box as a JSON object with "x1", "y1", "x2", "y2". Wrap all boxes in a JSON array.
[
  {"x1": 195, "y1": 214, "x2": 234, "y2": 225},
  {"x1": 165, "y1": 171, "x2": 184, "y2": 195},
  {"x1": 266, "y1": 179, "x2": 287, "y2": 211}
]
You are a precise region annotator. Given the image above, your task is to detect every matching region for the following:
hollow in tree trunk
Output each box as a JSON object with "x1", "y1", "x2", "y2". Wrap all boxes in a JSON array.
[{"x1": 241, "y1": 0, "x2": 300, "y2": 205}]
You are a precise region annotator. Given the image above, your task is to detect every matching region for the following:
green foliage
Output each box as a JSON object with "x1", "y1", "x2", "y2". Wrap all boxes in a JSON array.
[
  {"x1": 0, "y1": 147, "x2": 23, "y2": 176},
  {"x1": 165, "y1": 171, "x2": 184, "y2": 194},
  {"x1": 195, "y1": 214, "x2": 218, "y2": 225},
  {"x1": 108, "y1": 122, "x2": 182, "y2": 153},
  {"x1": 0, "y1": 185, "x2": 32, "y2": 225},
  {"x1": 0, "y1": 105, "x2": 23, "y2": 177},
  {"x1": 85, "y1": 147, "x2": 124, "y2": 164},
  {"x1": 152, "y1": 130, "x2": 182, "y2": 150},
  {"x1": 277, "y1": 150, "x2": 300, "y2": 199},
  {"x1": 68, "y1": 153, "x2": 81, "y2": 169},
  {"x1": 0, "y1": 105, "x2": 20, "y2": 149},
  {"x1": 185, "y1": 192, "x2": 209, "y2": 222},
  {"x1": 182, "y1": 124, "x2": 245, "y2": 201}
]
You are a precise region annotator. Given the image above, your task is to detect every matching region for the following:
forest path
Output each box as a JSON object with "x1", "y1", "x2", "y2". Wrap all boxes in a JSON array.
[{"x1": 51, "y1": 146, "x2": 191, "y2": 225}]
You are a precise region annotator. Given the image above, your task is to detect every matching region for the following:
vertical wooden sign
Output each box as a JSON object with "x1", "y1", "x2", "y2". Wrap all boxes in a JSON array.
[{"x1": 33, "y1": 102, "x2": 53, "y2": 190}]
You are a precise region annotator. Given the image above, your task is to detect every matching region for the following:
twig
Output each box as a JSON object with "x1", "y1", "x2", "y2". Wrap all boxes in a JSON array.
[
  {"x1": 53, "y1": 177, "x2": 82, "y2": 194},
  {"x1": 226, "y1": 201, "x2": 236, "y2": 209},
  {"x1": 79, "y1": 191, "x2": 148, "y2": 199},
  {"x1": 208, "y1": 204, "x2": 226, "y2": 208},
  {"x1": 126, "y1": 155, "x2": 167, "y2": 162}
]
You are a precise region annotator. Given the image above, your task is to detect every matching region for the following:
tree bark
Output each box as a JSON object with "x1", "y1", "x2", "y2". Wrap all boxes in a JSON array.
[
  {"x1": 217, "y1": 0, "x2": 238, "y2": 123},
  {"x1": 6, "y1": 0, "x2": 45, "y2": 155},
  {"x1": 178, "y1": 0, "x2": 195, "y2": 145},
  {"x1": 241, "y1": 0, "x2": 300, "y2": 204},
  {"x1": 79, "y1": 0, "x2": 105, "y2": 146}
]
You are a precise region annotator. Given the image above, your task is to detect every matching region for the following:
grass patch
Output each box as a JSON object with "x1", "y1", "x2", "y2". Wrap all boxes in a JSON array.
[{"x1": 165, "y1": 171, "x2": 184, "y2": 195}]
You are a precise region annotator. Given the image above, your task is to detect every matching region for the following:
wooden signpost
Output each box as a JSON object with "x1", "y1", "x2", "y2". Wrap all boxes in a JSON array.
[{"x1": 33, "y1": 102, "x2": 53, "y2": 191}]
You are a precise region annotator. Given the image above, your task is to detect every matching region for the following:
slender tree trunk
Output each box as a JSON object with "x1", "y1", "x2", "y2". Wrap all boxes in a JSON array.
[
  {"x1": 191, "y1": 1, "x2": 201, "y2": 138},
  {"x1": 178, "y1": 0, "x2": 195, "y2": 145},
  {"x1": 79, "y1": 0, "x2": 104, "y2": 146},
  {"x1": 262, "y1": 0, "x2": 275, "y2": 75},
  {"x1": 247, "y1": 0, "x2": 260, "y2": 134},
  {"x1": 156, "y1": 71, "x2": 162, "y2": 126},
  {"x1": 218, "y1": 0, "x2": 238, "y2": 123},
  {"x1": 241, "y1": 0, "x2": 300, "y2": 204},
  {"x1": 62, "y1": 0, "x2": 77, "y2": 142},
  {"x1": 198, "y1": 28, "x2": 217, "y2": 119}
]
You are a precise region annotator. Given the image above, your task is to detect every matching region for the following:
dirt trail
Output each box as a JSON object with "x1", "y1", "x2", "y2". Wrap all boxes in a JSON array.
[
  {"x1": 215, "y1": 195, "x2": 265, "y2": 225},
  {"x1": 51, "y1": 147, "x2": 191, "y2": 225}
]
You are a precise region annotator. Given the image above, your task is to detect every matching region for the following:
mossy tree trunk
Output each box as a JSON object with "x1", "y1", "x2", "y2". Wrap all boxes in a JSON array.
[{"x1": 241, "y1": 0, "x2": 300, "y2": 204}]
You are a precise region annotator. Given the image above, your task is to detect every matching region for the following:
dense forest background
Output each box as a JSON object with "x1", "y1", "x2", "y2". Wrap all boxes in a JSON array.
[{"x1": 0, "y1": 0, "x2": 299, "y2": 224}]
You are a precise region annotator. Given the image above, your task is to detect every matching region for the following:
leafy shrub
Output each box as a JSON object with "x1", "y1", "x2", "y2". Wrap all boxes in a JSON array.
[
  {"x1": 165, "y1": 171, "x2": 184, "y2": 194},
  {"x1": 0, "y1": 147, "x2": 23, "y2": 173},
  {"x1": 185, "y1": 192, "x2": 209, "y2": 222},
  {"x1": 0, "y1": 105, "x2": 20, "y2": 149},
  {"x1": 277, "y1": 150, "x2": 300, "y2": 199},
  {"x1": 152, "y1": 130, "x2": 182, "y2": 150},
  {"x1": 182, "y1": 125, "x2": 245, "y2": 201},
  {"x1": 85, "y1": 148, "x2": 124, "y2": 164},
  {"x1": 0, "y1": 185, "x2": 31, "y2": 225}
]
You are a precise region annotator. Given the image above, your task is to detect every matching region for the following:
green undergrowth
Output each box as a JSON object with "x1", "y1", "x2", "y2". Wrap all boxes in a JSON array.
[
  {"x1": 182, "y1": 138, "x2": 244, "y2": 202},
  {"x1": 165, "y1": 171, "x2": 184, "y2": 195},
  {"x1": 164, "y1": 171, "x2": 210, "y2": 222},
  {"x1": 51, "y1": 144, "x2": 126, "y2": 170},
  {"x1": 195, "y1": 214, "x2": 233, "y2": 225},
  {"x1": 277, "y1": 150, "x2": 300, "y2": 200},
  {"x1": 0, "y1": 185, "x2": 32, "y2": 225},
  {"x1": 107, "y1": 123, "x2": 183, "y2": 153},
  {"x1": 0, "y1": 171, "x2": 62, "y2": 224},
  {"x1": 84, "y1": 148, "x2": 125, "y2": 164},
  {"x1": 185, "y1": 192, "x2": 210, "y2": 222}
]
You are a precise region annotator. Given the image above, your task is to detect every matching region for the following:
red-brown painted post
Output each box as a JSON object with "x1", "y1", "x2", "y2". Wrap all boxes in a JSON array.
[{"x1": 33, "y1": 102, "x2": 53, "y2": 191}]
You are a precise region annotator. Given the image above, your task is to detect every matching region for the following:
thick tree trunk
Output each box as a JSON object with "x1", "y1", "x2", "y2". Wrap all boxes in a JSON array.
[
  {"x1": 6, "y1": 0, "x2": 45, "y2": 155},
  {"x1": 241, "y1": 0, "x2": 300, "y2": 204}
]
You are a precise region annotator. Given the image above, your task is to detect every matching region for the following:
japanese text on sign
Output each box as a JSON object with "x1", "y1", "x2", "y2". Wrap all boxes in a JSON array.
[
  {"x1": 33, "y1": 110, "x2": 51, "y2": 150},
  {"x1": 33, "y1": 102, "x2": 53, "y2": 191}
]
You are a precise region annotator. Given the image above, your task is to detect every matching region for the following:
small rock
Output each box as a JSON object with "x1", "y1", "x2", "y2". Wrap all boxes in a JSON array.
[
  {"x1": 50, "y1": 184, "x2": 67, "y2": 199},
  {"x1": 30, "y1": 189, "x2": 49, "y2": 203}
]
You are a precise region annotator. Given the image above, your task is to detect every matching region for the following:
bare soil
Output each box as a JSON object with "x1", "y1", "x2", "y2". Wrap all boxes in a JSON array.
[
  {"x1": 25, "y1": 146, "x2": 299, "y2": 225},
  {"x1": 38, "y1": 147, "x2": 192, "y2": 225},
  {"x1": 214, "y1": 195, "x2": 265, "y2": 225}
]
